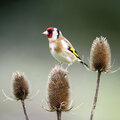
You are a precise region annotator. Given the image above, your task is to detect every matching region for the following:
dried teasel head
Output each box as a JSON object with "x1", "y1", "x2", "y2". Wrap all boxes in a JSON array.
[
  {"x1": 13, "y1": 72, "x2": 30, "y2": 101},
  {"x1": 47, "y1": 65, "x2": 70, "y2": 112},
  {"x1": 90, "y1": 36, "x2": 111, "y2": 72}
]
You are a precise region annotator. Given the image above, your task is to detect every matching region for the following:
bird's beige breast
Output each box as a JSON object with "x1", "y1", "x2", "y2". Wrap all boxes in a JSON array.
[{"x1": 49, "y1": 41, "x2": 63, "y2": 54}]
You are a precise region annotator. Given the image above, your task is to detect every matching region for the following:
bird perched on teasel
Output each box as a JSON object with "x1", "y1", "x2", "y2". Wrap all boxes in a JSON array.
[{"x1": 42, "y1": 27, "x2": 88, "y2": 69}]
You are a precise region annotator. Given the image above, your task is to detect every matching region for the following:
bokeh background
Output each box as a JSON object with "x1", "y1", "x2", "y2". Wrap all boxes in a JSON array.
[{"x1": 0, "y1": 0, "x2": 120, "y2": 120}]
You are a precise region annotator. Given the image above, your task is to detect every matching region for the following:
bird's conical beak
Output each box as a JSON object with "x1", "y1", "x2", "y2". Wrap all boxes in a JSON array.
[{"x1": 42, "y1": 30, "x2": 48, "y2": 35}]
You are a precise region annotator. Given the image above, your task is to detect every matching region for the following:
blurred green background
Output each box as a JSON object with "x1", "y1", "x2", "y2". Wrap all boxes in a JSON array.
[{"x1": 0, "y1": 0, "x2": 120, "y2": 120}]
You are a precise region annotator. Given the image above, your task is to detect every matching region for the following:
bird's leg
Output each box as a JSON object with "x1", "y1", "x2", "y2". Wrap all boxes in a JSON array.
[
  {"x1": 57, "y1": 63, "x2": 62, "y2": 68},
  {"x1": 65, "y1": 63, "x2": 72, "y2": 70}
]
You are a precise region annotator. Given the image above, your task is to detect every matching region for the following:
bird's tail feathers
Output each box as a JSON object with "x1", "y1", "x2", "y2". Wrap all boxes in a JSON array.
[{"x1": 80, "y1": 60, "x2": 89, "y2": 68}]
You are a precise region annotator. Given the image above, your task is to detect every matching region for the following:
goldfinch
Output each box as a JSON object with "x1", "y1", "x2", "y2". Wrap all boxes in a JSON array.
[{"x1": 42, "y1": 27, "x2": 88, "y2": 68}]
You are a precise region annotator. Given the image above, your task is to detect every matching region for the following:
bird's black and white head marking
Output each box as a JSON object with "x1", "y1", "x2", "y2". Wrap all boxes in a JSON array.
[{"x1": 57, "y1": 29, "x2": 60, "y2": 38}]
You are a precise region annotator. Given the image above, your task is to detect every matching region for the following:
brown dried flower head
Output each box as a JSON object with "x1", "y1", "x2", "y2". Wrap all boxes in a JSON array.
[
  {"x1": 13, "y1": 72, "x2": 30, "y2": 101},
  {"x1": 48, "y1": 65, "x2": 70, "y2": 112},
  {"x1": 90, "y1": 36, "x2": 111, "y2": 72}
]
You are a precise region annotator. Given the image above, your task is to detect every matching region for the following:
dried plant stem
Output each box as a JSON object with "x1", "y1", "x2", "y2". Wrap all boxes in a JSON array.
[
  {"x1": 56, "y1": 110, "x2": 61, "y2": 120},
  {"x1": 90, "y1": 70, "x2": 101, "y2": 120},
  {"x1": 21, "y1": 100, "x2": 29, "y2": 120}
]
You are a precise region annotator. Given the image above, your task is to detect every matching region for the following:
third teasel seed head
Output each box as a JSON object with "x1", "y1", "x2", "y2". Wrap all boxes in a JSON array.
[{"x1": 90, "y1": 36, "x2": 111, "y2": 72}]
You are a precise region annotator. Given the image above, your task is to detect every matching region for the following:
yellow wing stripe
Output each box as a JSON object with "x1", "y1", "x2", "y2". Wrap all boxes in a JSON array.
[{"x1": 69, "y1": 47, "x2": 79, "y2": 58}]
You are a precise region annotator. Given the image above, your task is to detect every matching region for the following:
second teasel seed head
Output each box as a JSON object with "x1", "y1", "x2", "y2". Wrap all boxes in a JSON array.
[{"x1": 48, "y1": 65, "x2": 70, "y2": 112}]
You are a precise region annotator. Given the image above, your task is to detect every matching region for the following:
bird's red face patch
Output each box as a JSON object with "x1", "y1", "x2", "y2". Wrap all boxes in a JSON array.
[
  {"x1": 47, "y1": 28, "x2": 54, "y2": 31},
  {"x1": 47, "y1": 28, "x2": 54, "y2": 38}
]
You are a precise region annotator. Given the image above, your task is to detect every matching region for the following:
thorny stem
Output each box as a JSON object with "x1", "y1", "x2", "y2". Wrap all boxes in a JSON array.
[
  {"x1": 57, "y1": 109, "x2": 61, "y2": 120},
  {"x1": 21, "y1": 100, "x2": 29, "y2": 120},
  {"x1": 90, "y1": 70, "x2": 101, "y2": 120}
]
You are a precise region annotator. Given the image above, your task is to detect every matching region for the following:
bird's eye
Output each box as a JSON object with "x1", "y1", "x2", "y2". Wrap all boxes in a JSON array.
[{"x1": 48, "y1": 30, "x2": 53, "y2": 34}]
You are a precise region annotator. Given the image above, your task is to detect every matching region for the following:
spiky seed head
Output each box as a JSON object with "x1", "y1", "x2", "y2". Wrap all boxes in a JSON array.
[
  {"x1": 48, "y1": 65, "x2": 70, "y2": 111},
  {"x1": 90, "y1": 36, "x2": 111, "y2": 72},
  {"x1": 13, "y1": 72, "x2": 30, "y2": 101}
]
